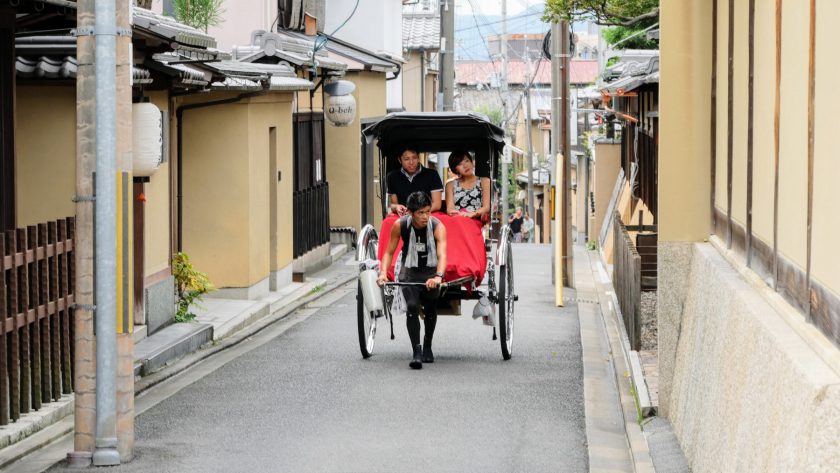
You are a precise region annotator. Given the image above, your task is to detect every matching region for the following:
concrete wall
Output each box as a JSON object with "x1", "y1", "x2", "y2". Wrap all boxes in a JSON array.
[
  {"x1": 15, "y1": 86, "x2": 76, "y2": 227},
  {"x1": 179, "y1": 92, "x2": 295, "y2": 295},
  {"x1": 325, "y1": 71, "x2": 386, "y2": 232},
  {"x1": 403, "y1": 52, "x2": 423, "y2": 112},
  {"x1": 144, "y1": 91, "x2": 172, "y2": 278},
  {"x1": 589, "y1": 141, "x2": 620, "y2": 244},
  {"x1": 666, "y1": 242, "x2": 840, "y2": 472}
]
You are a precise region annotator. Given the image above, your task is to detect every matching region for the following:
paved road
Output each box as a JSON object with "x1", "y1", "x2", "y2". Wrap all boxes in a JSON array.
[{"x1": 50, "y1": 244, "x2": 586, "y2": 473}]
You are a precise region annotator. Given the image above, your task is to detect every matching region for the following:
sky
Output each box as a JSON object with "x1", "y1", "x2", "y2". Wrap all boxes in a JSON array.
[
  {"x1": 454, "y1": 0, "x2": 545, "y2": 16},
  {"x1": 453, "y1": 1, "x2": 550, "y2": 60}
]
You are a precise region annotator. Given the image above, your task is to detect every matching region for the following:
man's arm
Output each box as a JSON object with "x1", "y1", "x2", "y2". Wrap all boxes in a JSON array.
[
  {"x1": 389, "y1": 194, "x2": 406, "y2": 215},
  {"x1": 377, "y1": 222, "x2": 402, "y2": 286},
  {"x1": 434, "y1": 223, "x2": 447, "y2": 282},
  {"x1": 430, "y1": 190, "x2": 443, "y2": 213}
]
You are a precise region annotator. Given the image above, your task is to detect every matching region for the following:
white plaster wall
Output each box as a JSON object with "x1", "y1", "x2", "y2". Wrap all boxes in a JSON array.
[
  {"x1": 325, "y1": 0, "x2": 402, "y2": 57},
  {"x1": 326, "y1": 0, "x2": 403, "y2": 110},
  {"x1": 209, "y1": 0, "x2": 276, "y2": 51}
]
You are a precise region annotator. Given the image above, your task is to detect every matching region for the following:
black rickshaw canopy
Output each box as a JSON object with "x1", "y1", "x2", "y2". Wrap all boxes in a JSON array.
[{"x1": 362, "y1": 112, "x2": 506, "y2": 178}]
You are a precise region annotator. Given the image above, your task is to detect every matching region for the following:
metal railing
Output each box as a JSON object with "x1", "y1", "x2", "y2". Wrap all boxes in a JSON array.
[
  {"x1": 0, "y1": 217, "x2": 75, "y2": 425},
  {"x1": 293, "y1": 183, "x2": 330, "y2": 258}
]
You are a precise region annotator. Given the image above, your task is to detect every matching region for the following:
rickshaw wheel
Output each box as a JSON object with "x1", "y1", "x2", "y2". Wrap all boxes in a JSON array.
[
  {"x1": 357, "y1": 281, "x2": 377, "y2": 358},
  {"x1": 498, "y1": 236, "x2": 514, "y2": 360},
  {"x1": 357, "y1": 230, "x2": 380, "y2": 358}
]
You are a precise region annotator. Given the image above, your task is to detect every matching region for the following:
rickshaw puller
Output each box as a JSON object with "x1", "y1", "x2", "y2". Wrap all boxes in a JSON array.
[{"x1": 378, "y1": 192, "x2": 448, "y2": 369}]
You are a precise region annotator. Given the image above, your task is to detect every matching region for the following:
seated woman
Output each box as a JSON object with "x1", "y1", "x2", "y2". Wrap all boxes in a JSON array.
[
  {"x1": 444, "y1": 150, "x2": 490, "y2": 221},
  {"x1": 385, "y1": 147, "x2": 443, "y2": 216}
]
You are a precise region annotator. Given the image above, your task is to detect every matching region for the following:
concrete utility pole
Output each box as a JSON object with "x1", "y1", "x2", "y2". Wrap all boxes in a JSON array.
[
  {"x1": 440, "y1": 0, "x2": 454, "y2": 111},
  {"x1": 500, "y1": 0, "x2": 509, "y2": 225},
  {"x1": 550, "y1": 20, "x2": 574, "y2": 291},
  {"x1": 524, "y1": 49, "x2": 535, "y2": 229},
  {"x1": 70, "y1": 0, "x2": 96, "y2": 466},
  {"x1": 71, "y1": 0, "x2": 134, "y2": 467},
  {"x1": 560, "y1": 20, "x2": 574, "y2": 287}
]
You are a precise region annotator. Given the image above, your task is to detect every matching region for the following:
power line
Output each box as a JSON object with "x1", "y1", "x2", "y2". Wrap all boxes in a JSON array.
[
  {"x1": 465, "y1": 0, "x2": 506, "y2": 108},
  {"x1": 455, "y1": 11, "x2": 543, "y2": 32}
]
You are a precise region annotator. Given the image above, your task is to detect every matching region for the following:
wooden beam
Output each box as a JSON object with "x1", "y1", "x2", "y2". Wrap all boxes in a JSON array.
[
  {"x1": 806, "y1": 0, "x2": 816, "y2": 322},
  {"x1": 726, "y1": 0, "x2": 735, "y2": 249},
  {"x1": 711, "y1": 0, "x2": 718, "y2": 234},
  {"x1": 773, "y1": 0, "x2": 782, "y2": 290},
  {"x1": 747, "y1": 0, "x2": 756, "y2": 267},
  {"x1": 0, "y1": 8, "x2": 16, "y2": 232}
]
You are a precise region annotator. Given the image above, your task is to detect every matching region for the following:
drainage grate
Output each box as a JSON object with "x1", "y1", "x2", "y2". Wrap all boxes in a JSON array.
[{"x1": 564, "y1": 297, "x2": 600, "y2": 305}]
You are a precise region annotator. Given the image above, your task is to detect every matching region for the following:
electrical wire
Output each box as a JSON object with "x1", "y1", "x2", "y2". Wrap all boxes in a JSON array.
[
  {"x1": 455, "y1": 11, "x2": 543, "y2": 33},
  {"x1": 465, "y1": 0, "x2": 506, "y2": 108},
  {"x1": 310, "y1": 0, "x2": 360, "y2": 75}
]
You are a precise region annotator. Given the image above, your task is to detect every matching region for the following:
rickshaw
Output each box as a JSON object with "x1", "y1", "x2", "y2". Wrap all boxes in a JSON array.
[{"x1": 355, "y1": 112, "x2": 517, "y2": 360}]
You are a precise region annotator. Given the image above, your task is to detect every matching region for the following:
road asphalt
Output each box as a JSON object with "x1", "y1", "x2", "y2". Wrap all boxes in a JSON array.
[{"x1": 48, "y1": 244, "x2": 587, "y2": 473}]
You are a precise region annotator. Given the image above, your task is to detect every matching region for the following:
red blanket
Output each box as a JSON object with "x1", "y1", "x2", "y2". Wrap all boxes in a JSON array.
[{"x1": 377, "y1": 212, "x2": 487, "y2": 285}]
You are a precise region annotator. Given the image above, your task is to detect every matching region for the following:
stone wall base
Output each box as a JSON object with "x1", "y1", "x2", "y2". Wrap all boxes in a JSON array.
[{"x1": 659, "y1": 241, "x2": 840, "y2": 472}]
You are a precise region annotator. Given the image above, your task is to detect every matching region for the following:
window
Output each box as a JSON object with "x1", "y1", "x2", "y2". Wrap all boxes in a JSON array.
[{"x1": 293, "y1": 112, "x2": 325, "y2": 191}]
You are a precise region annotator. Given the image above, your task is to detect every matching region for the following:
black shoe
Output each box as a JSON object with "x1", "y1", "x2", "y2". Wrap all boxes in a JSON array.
[
  {"x1": 422, "y1": 337, "x2": 434, "y2": 363},
  {"x1": 409, "y1": 344, "x2": 423, "y2": 369}
]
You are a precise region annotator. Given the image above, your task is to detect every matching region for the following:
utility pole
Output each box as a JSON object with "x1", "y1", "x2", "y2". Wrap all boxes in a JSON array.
[
  {"x1": 69, "y1": 0, "x2": 96, "y2": 466},
  {"x1": 70, "y1": 0, "x2": 134, "y2": 467},
  {"x1": 440, "y1": 0, "x2": 454, "y2": 111},
  {"x1": 500, "y1": 0, "x2": 509, "y2": 226},
  {"x1": 524, "y1": 48, "x2": 535, "y2": 230},
  {"x1": 561, "y1": 21, "x2": 574, "y2": 287}
]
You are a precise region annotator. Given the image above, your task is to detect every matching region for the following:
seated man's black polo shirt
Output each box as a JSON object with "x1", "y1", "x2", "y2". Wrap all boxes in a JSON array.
[{"x1": 386, "y1": 165, "x2": 444, "y2": 205}]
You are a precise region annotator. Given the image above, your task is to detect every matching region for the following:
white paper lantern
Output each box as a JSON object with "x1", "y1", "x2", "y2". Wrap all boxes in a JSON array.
[
  {"x1": 326, "y1": 93, "x2": 357, "y2": 127},
  {"x1": 132, "y1": 102, "x2": 163, "y2": 177},
  {"x1": 324, "y1": 80, "x2": 357, "y2": 127}
]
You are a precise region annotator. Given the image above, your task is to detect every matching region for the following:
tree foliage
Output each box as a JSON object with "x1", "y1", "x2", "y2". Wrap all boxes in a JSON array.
[
  {"x1": 474, "y1": 105, "x2": 504, "y2": 128},
  {"x1": 172, "y1": 0, "x2": 225, "y2": 33},
  {"x1": 602, "y1": 24, "x2": 658, "y2": 49},
  {"x1": 543, "y1": 0, "x2": 659, "y2": 26}
]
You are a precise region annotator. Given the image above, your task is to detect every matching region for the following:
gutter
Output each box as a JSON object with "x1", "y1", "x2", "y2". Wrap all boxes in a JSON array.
[{"x1": 175, "y1": 84, "x2": 269, "y2": 252}]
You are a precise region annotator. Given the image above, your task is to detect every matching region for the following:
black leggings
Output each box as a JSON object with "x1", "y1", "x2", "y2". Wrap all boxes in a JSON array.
[{"x1": 401, "y1": 268, "x2": 439, "y2": 346}]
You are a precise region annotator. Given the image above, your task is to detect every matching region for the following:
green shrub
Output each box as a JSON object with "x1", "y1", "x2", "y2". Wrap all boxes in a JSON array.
[
  {"x1": 172, "y1": 252, "x2": 215, "y2": 322},
  {"x1": 586, "y1": 239, "x2": 599, "y2": 251}
]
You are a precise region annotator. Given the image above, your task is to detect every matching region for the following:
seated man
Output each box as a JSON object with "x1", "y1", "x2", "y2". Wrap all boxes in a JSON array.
[
  {"x1": 378, "y1": 191, "x2": 447, "y2": 370},
  {"x1": 386, "y1": 147, "x2": 443, "y2": 215}
]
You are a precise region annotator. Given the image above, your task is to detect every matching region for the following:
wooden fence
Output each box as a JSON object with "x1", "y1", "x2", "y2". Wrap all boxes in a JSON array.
[
  {"x1": 0, "y1": 217, "x2": 75, "y2": 425},
  {"x1": 612, "y1": 211, "x2": 641, "y2": 350}
]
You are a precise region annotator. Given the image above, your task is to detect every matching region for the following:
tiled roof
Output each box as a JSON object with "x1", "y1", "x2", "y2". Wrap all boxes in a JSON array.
[
  {"x1": 600, "y1": 50, "x2": 659, "y2": 94},
  {"x1": 148, "y1": 53, "x2": 212, "y2": 86},
  {"x1": 15, "y1": 40, "x2": 157, "y2": 85},
  {"x1": 403, "y1": 15, "x2": 440, "y2": 50},
  {"x1": 132, "y1": 6, "x2": 217, "y2": 49},
  {"x1": 284, "y1": 31, "x2": 398, "y2": 73},
  {"x1": 211, "y1": 76, "x2": 314, "y2": 92},
  {"x1": 16, "y1": 55, "x2": 76, "y2": 79},
  {"x1": 232, "y1": 30, "x2": 347, "y2": 72},
  {"x1": 456, "y1": 60, "x2": 599, "y2": 86}
]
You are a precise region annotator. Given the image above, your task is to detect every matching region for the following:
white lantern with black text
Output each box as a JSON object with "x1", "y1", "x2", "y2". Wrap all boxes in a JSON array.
[
  {"x1": 325, "y1": 80, "x2": 357, "y2": 127},
  {"x1": 132, "y1": 102, "x2": 163, "y2": 177}
]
